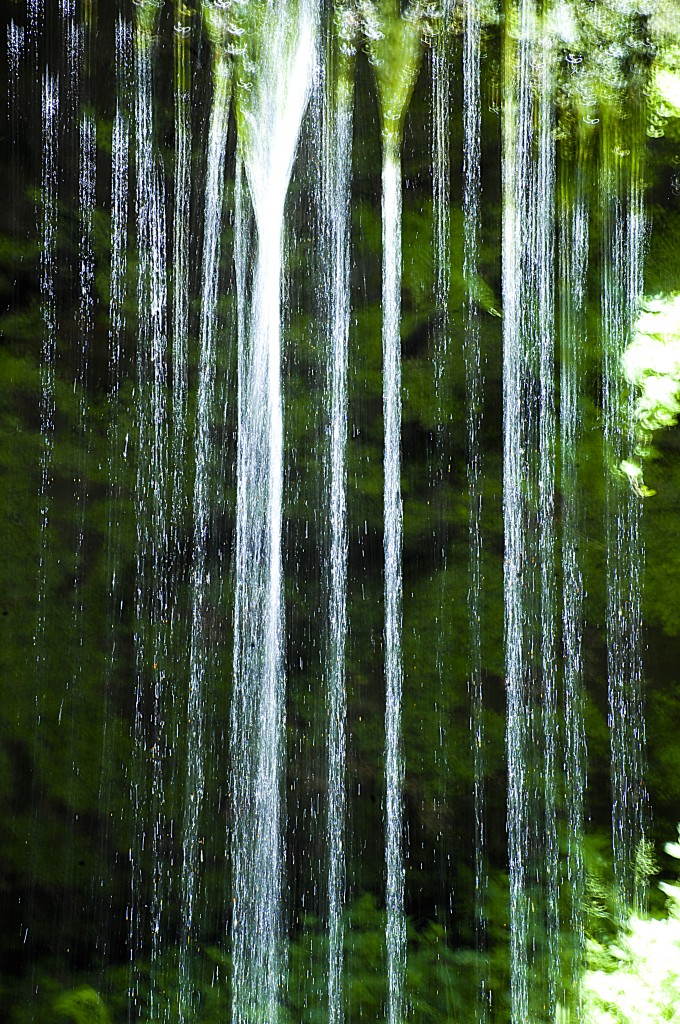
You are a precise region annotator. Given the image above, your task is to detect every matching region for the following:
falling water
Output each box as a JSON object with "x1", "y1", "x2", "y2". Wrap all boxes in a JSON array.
[
  {"x1": 559, "y1": 141, "x2": 588, "y2": 1005},
  {"x1": 7, "y1": 21, "x2": 24, "y2": 233},
  {"x1": 1, "y1": 6, "x2": 667, "y2": 1024},
  {"x1": 231, "y1": 5, "x2": 316, "y2": 1022},
  {"x1": 99, "y1": 11, "x2": 132, "y2": 969},
  {"x1": 36, "y1": 70, "x2": 59, "y2": 666},
  {"x1": 7, "y1": 20, "x2": 23, "y2": 106},
  {"x1": 363, "y1": 7, "x2": 424, "y2": 1021},
  {"x1": 600, "y1": 99, "x2": 648, "y2": 915},
  {"x1": 171, "y1": 1, "x2": 192, "y2": 537},
  {"x1": 178, "y1": 12, "x2": 231, "y2": 1020},
  {"x1": 132, "y1": 1, "x2": 170, "y2": 1015},
  {"x1": 502, "y1": 4, "x2": 558, "y2": 1019},
  {"x1": 27, "y1": 0, "x2": 43, "y2": 67},
  {"x1": 534, "y1": 23, "x2": 559, "y2": 1015},
  {"x1": 31, "y1": 72, "x2": 59, "y2": 946},
  {"x1": 320, "y1": 8, "x2": 355, "y2": 1024},
  {"x1": 432, "y1": 7, "x2": 450, "y2": 396},
  {"x1": 462, "y1": 0, "x2": 487, "y2": 1014},
  {"x1": 61, "y1": 0, "x2": 82, "y2": 115},
  {"x1": 381, "y1": 141, "x2": 407, "y2": 1024},
  {"x1": 502, "y1": 9, "x2": 532, "y2": 1019},
  {"x1": 429, "y1": 11, "x2": 451, "y2": 962}
]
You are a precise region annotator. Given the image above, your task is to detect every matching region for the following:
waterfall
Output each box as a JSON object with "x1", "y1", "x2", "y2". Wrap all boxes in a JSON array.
[
  {"x1": 559, "y1": 137, "x2": 588, "y2": 1009},
  {"x1": 36, "y1": 72, "x2": 58, "y2": 681},
  {"x1": 7, "y1": 20, "x2": 24, "y2": 242},
  {"x1": 600, "y1": 93, "x2": 648, "y2": 916},
  {"x1": 432, "y1": 8, "x2": 450, "y2": 396},
  {"x1": 381, "y1": 144, "x2": 407, "y2": 1024},
  {"x1": 362, "y1": 9, "x2": 424, "y2": 1019},
  {"x1": 321, "y1": 8, "x2": 355, "y2": 1023},
  {"x1": 99, "y1": 9, "x2": 132, "y2": 973},
  {"x1": 430, "y1": 13, "x2": 451, "y2": 975},
  {"x1": 31, "y1": 68, "x2": 59, "y2": 966},
  {"x1": 1, "y1": 5, "x2": 667, "y2": 1024},
  {"x1": 131, "y1": 2, "x2": 170, "y2": 1014},
  {"x1": 231, "y1": 5, "x2": 316, "y2": 1022},
  {"x1": 462, "y1": 0, "x2": 487, "y2": 1015},
  {"x1": 171, "y1": 1, "x2": 192, "y2": 540},
  {"x1": 502, "y1": 3, "x2": 558, "y2": 1019},
  {"x1": 535, "y1": 25, "x2": 559, "y2": 1015},
  {"x1": 178, "y1": 11, "x2": 232, "y2": 1019}
]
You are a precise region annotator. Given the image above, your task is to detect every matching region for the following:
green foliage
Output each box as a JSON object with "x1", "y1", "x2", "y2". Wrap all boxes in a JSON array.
[
  {"x1": 53, "y1": 987, "x2": 111, "y2": 1024},
  {"x1": 583, "y1": 828, "x2": 680, "y2": 1024}
]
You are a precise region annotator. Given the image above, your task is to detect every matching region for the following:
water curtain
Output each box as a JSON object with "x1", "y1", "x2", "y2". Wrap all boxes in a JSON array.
[{"x1": 2, "y1": 1, "x2": 668, "y2": 1023}]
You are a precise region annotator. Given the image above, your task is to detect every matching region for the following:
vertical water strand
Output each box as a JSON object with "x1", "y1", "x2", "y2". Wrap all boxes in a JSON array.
[
  {"x1": 99, "y1": 12, "x2": 132, "y2": 975},
  {"x1": 321, "y1": 9, "x2": 355, "y2": 1024},
  {"x1": 502, "y1": 1, "x2": 539, "y2": 1018},
  {"x1": 36, "y1": 72, "x2": 60, "y2": 721},
  {"x1": 231, "y1": 5, "x2": 316, "y2": 1022},
  {"x1": 462, "y1": 0, "x2": 488, "y2": 1015},
  {"x1": 600, "y1": 68, "x2": 648, "y2": 916},
  {"x1": 429, "y1": 7, "x2": 450, "y2": 941},
  {"x1": 172, "y1": 1, "x2": 192, "y2": 541},
  {"x1": 533, "y1": 14, "x2": 559, "y2": 1016},
  {"x1": 626, "y1": 81, "x2": 648, "y2": 917},
  {"x1": 503, "y1": 5, "x2": 559, "y2": 1015},
  {"x1": 7, "y1": 21, "x2": 24, "y2": 252},
  {"x1": 178, "y1": 9, "x2": 231, "y2": 1021},
  {"x1": 30, "y1": 68, "x2": 59, "y2": 961},
  {"x1": 431, "y1": 5, "x2": 450, "y2": 398},
  {"x1": 61, "y1": 0, "x2": 82, "y2": 118},
  {"x1": 132, "y1": 2, "x2": 169, "y2": 1017},
  {"x1": 558, "y1": 133, "x2": 588, "y2": 1009},
  {"x1": 501, "y1": 6, "x2": 527, "y2": 1019},
  {"x1": 382, "y1": 136, "x2": 407, "y2": 1024},
  {"x1": 7, "y1": 21, "x2": 24, "y2": 122},
  {"x1": 363, "y1": 7, "x2": 424, "y2": 1022},
  {"x1": 60, "y1": 3, "x2": 96, "y2": 958},
  {"x1": 28, "y1": 0, "x2": 44, "y2": 70}
]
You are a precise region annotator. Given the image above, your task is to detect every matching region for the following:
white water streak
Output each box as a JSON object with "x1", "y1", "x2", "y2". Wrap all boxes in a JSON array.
[
  {"x1": 559, "y1": 157, "x2": 588, "y2": 1009},
  {"x1": 132, "y1": 8, "x2": 169, "y2": 1016},
  {"x1": 231, "y1": 6, "x2": 316, "y2": 1023},
  {"x1": 179, "y1": 51, "x2": 231, "y2": 1024},
  {"x1": 37, "y1": 72, "x2": 59, "y2": 655},
  {"x1": 321, "y1": 34, "x2": 353, "y2": 1024},
  {"x1": 601, "y1": 123, "x2": 647, "y2": 914},
  {"x1": 535, "y1": 42, "x2": 559, "y2": 1016},
  {"x1": 502, "y1": 6, "x2": 558, "y2": 1020},
  {"x1": 383, "y1": 147, "x2": 406, "y2": 1024},
  {"x1": 171, "y1": 17, "x2": 192, "y2": 534},
  {"x1": 7, "y1": 22, "x2": 24, "y2": 132},
  {"x1": 432, "y1": 30, "x2": 450, "y2": 393},
  {"x1": 101, "y1": 10, "x2": 131, "y2": 949},
  {"x1": 462, "y1": 2, "x2": 487, "y2": 1015},
  {"x1": 109, "y1": 19, "x2": 131, "y2": 384}
]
